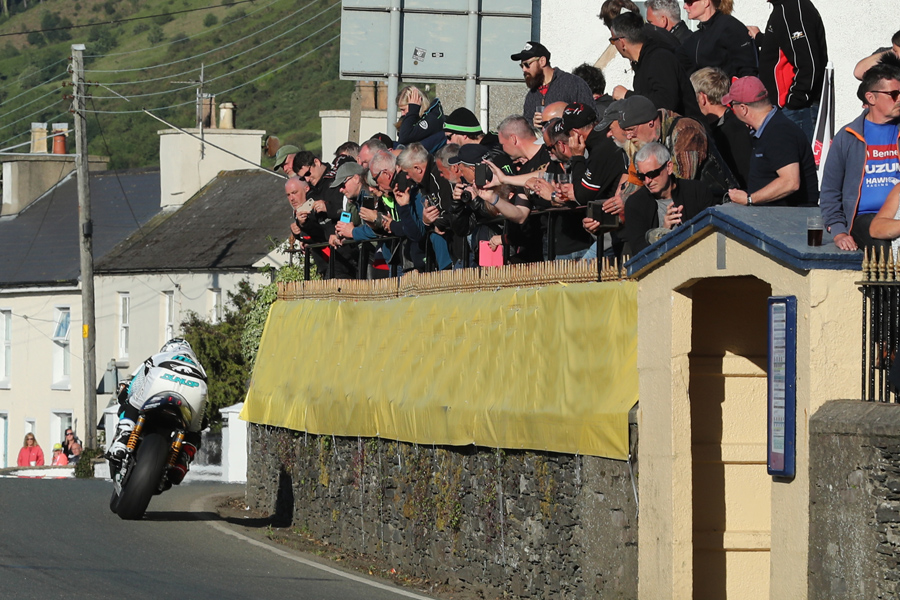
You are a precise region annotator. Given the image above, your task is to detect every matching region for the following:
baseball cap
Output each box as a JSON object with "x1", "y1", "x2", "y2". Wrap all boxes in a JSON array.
[
  {"x1": 444, "y1": 108, "x2": 483, "y2": 134},
  {"x1": 448, "y1": 144, "x2": 492, "y2": 166},
  {"x1": 722, "y1": 76, "x2": 769, "y2": 105},
  {"x1": 53, "y1": 443, "x2": 63, "y2": 451},
  {"x1": 273, "y1": 144, "x2": 300, "y2": 170},
  {"x1": 329, "y1": 162, "x2": 365, "y2": 188},
  {"x1": 595, "y1": 99, "x2": 627, "y2": 132},
  {"x1": 618, "y1": 96, "x2": 659, "y2": 129},
  {"x1": 561, "y1": 102, "x2": 597, "y2": 132},
  {"x1": 510, "y1": 41, "x2": 551, "y2": 62}
]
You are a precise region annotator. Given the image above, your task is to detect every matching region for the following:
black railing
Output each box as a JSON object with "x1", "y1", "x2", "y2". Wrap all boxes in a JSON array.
[
  {"x1": 287, "y1": 205, "x2": 615, "y2": 282},
  {"x1": 860, "y1": 256, "x2": 900, "y2": 402}
]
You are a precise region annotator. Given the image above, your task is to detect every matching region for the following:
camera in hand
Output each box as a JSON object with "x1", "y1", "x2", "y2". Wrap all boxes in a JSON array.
[
  {"x1": 587, "y1": 200, "x2": 621, "y2": 229},
  {"x1": 474, "y1": 163, "x2": 493, "y2": 187}
]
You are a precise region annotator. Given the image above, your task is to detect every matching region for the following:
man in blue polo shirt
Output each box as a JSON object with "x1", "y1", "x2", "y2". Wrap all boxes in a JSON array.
[{"x1": 725, "y1": 76, "x2": 819, "y2": 207}]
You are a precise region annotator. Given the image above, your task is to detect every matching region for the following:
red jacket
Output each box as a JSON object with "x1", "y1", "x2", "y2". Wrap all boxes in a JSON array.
[{"x1": 17, "y1": 445, "x2": 45, "y2": 467}]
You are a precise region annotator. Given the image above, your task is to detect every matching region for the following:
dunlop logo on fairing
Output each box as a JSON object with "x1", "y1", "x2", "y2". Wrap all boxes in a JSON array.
[{"x1": 161, "y1": 372, "x2": 200, "y2": 388}]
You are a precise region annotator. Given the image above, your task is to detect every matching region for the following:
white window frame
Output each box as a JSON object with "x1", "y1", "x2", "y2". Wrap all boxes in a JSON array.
[
  {"x1": 51, "y1": 307, "x2": 71, "y2": 390},
  {"x1": 210, "y1": 288, "x2": 222, "y2": 324},
  {"x1": 118, "y1": 292, "x2": 130, "y2": 360},
  {"x1": 0, "y1": 309, "x2": 10, "y2": 389},
  {"x1": 164, "y1": 291, "x2": 175, "y2": 341},
  {"x1": 51, "y1": 411, "x2": 73, "y2": 449},
  {"x1": 0, "y1": 412, "x2": 7, "y2": 468}
]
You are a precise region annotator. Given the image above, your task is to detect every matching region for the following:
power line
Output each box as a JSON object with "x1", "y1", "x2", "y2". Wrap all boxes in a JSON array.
[
  {"x1": 82, "y1": 32, "x2": 340, "y2": 115},
  {"x1": 85, "y1": 0, "x2": 285, "y2": 59},
  {"x1": 0, "y1": 0, "x2": 259, "y2": 39},
  {"x1": 0, "y1": 59, "x2": 67, "y2": 92},
  {"x1": 91, "y1": 1, "x2": 335, "y2": 84},
  {"x1": 0, "y1": 87, "x2": 62, "y2": 117},
  {"x1": 90, "y1": 19, "x2": 339, "y2": 100},
  {"x1": 0, "y1": 71, "x2": 68, "y2": 109},
  {"x1": 86, "y1": 0, "x2": 328, "y2": 72},
  {"x1": 0, "y1": 100, "x2": 66, "y2": 134}
]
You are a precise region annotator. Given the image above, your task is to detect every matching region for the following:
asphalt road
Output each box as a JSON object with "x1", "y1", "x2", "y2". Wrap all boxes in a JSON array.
[{"x1": 0, "y1": 477, "x2": 435, "y2": 600}]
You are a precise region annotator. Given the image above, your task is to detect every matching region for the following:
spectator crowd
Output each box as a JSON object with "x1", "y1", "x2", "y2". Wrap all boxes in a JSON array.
[{"x1": 275, "y1": 0, "x2": 900, "y2": 278}]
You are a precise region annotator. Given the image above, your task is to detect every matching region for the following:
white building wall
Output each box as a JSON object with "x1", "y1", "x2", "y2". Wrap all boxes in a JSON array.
[
  {"x1": 94, "y1": 271, "x2": 271, "y2": 377},
  {"x1": 536, "y1": 0, "x2": 896, "y2": 129},
  {"x1": 0, "y1": 288, "x2": 85, "y2": 468}
]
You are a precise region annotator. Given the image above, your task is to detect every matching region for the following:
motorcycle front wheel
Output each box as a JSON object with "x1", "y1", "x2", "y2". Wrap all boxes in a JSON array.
[{"x1": 115, "y1": 432, "x2": 170, "y2": 520}]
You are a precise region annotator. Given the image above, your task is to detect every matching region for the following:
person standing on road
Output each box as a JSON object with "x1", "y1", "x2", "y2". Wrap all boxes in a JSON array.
[{"x1": 17, "y1": 434, "x2": 44, "y2": 467}]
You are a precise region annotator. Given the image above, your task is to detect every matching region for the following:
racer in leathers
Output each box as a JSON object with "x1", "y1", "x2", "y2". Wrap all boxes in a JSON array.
[{"x1": 106, "y1": 338, "x2": 209, "y2": 484}]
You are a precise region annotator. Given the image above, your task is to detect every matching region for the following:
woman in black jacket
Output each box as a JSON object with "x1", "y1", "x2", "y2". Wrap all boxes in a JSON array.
[
  {"x1": 682, "y1": 0, "x2": 757, "y2": 79},
  {"x1": 395, "y1": 85, "x2": 447, "y2": 154}
]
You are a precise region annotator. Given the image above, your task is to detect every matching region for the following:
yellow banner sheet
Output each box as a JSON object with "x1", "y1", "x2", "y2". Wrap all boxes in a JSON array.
[{"x1": 241, "y1": 281, "x2": 637, "y2": 460}]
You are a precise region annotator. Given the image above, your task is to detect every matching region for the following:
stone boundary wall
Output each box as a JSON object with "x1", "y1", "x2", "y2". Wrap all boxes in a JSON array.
[
  {"x1": 809, "y1": 400, "x2": 900, "y2": 599},
  {"x1": 246, "y1": 419, "x2": 639, "y2": 599}
]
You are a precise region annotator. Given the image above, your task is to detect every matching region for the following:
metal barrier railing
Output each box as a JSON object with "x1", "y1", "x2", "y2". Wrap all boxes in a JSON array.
[
  {"x1": 288, "y1": 205, "x2": 614, "y2": 281},
  {"x1": 860, "y1": 247, "x2": 900, "y2": 402}
]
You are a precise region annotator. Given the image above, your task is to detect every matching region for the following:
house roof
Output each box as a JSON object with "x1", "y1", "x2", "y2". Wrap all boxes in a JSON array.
[
  {"x1": 96, "y1": 169, "x2": 288, "y2": 273},
  {"x1": 0, "y1": 168, "x2": 162, "y2": 287},
  {"x1": 626, "y1": 203, "x2": 864, "y2": 278}
]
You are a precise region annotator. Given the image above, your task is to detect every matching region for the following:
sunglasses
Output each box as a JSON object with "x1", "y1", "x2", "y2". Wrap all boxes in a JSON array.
[
  {"x1": 519, "y1": 58, "x2": 540, "y2": 69},
  {"x1": 608, "y1": 37, "x2": 622, "y2": 44},
  {"x1": 684, "y1": 0, "x2": 700, "y2": 5},
  {"x1": 635, "y1": 162, "x2": 669, "y2": 181},
  {"x1": 872, "y1": 89, "x2": 900, "y2": 101}
]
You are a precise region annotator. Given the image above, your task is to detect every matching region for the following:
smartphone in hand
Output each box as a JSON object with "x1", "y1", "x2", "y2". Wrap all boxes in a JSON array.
[
  {"x1": 475, "y1": 163, "x2": 493, "y2": 187},
  {"x1": 340, "y1": 211, "x2": 352, "y2": 223}
]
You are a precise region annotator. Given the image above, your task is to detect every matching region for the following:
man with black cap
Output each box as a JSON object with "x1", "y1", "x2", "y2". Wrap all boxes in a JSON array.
[
  {"x1": 562, "y1": 102, "x2": 629, "y2": 208},
  {"x1": 444, "y1": 107, "x2": 500, "y2": 149},
  {"x1": 511, "y1": 41, "x2": 595, "y2": 131}
]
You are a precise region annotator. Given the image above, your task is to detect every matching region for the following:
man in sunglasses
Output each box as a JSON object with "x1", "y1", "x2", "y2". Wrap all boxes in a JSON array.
[
  {"x1": 821, "y1": 58, "x2": 900, "y2": 251},
  {"x1": 510, "y1": 41, "x2": 594, "y2": 131},
  {"x1": 623, "y1": 142, "x2": 716, "y2": 254},
  {"x1": 725, "y1": 76, "x2": 818, "y2": 209}
]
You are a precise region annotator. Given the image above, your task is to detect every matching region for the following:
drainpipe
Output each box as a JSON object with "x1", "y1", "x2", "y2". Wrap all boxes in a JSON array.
[{"x1": 385, "y1": 0, "x2": 401, "y2": 141}]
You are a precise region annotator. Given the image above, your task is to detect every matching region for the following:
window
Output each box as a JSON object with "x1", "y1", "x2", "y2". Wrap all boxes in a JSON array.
[
  {"x1": 0, "y1": 309, "x2": 10, "y2": 388},
  {"x1": 51, "y1": 411, "x2": 73, "y2": 447},
  {"x1": 52, "y1": 307, "x2": 70, "y2": 388},
  {"x1": 210, "y1": 289, "x2": 222, "y2": 324},
  {"x1": 0, "y1": 413, "x2": 7, "y2": 468},
  {"x1": 164, "y1": 291, "x2": 175, "y2": 341},
  {"x1": 119, "y1": 293, "x2": 130, "y2": 359}
]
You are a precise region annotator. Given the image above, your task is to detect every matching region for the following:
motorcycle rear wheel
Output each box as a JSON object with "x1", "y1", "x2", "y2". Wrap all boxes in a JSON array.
[{"x1": 115, "y1": 433, "x2": 170, "y2": 520}]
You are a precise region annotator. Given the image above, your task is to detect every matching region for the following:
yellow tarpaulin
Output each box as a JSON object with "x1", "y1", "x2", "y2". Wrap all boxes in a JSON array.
[{"x1": 241, "y1": 281, "x2": 638, "y2": 460}]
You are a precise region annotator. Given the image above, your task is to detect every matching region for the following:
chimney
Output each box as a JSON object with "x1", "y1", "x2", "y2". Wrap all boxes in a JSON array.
[
  {"x1": 30, "y1": 123, "x2": 49, "y2": 153},
  {"x1": 219, "y1": 102, "x2": 236, "y2": 129},
  {"x1": 200, "y1": 94, "x2": 217, "y2": 129},
  {"x1": 51, "y1": 123, "x2": 68, "y2": 154}
]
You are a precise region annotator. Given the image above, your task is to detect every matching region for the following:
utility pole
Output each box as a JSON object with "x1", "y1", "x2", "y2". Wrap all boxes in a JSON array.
[
  {"x1": 172, "y1": 63, "x2": 207, "y2": 157},
  {"x1": 71, "y1": 43, "x2": 97, "y2": 451}
]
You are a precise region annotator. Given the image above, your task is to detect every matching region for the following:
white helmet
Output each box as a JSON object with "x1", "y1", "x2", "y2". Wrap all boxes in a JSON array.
[{"x1": 160, "y1": 337, "x2": 192, "y2": 354}]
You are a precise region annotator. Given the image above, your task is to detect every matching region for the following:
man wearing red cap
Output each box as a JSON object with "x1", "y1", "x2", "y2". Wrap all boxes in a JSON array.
[{"x1": 725, "y1": 76, "x2": 819, "y2": 207}]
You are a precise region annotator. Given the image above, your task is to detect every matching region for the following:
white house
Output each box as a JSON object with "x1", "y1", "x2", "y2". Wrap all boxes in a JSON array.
[{"x1": 0, "y1": 127, "x2": 289, "y2": 467}]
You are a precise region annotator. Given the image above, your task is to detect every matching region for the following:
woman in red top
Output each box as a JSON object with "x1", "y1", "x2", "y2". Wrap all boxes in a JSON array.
[{"x1": 17, "y1": 434, "x2": 45, "y2": 467}]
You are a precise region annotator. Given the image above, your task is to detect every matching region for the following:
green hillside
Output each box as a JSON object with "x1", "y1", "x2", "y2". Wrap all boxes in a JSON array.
[{"x1": 0, "y1": 0, "x2": 353, "y2": 168}]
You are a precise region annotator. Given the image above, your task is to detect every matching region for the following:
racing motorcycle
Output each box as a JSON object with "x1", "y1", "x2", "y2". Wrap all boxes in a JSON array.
[{"x1": 109, "y1": 345, "x2": 208, "y2": 520}]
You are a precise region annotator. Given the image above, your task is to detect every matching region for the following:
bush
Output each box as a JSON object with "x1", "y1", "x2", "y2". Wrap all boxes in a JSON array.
[
  {"x1": 223, "y1": 8, "x2": 245, "y2": 24},
  {"x1": 133, "y1": 22, "x2": 149, "y2": 34},
  {"x1": 74, "y1": 448, "x2": 102, "y2": 478},
  {"x1": 153, "y1": 13, "x2": 174, "y2": 26},
  {"x1": 203, "y1": 13, "x2": 218, "y2": 27},
  {"x1": 147, "y1": 24, "x2": 165, "y2": 44},
  {"x1": 26, "y1": 31, "x2": 45, "y2": 47}
]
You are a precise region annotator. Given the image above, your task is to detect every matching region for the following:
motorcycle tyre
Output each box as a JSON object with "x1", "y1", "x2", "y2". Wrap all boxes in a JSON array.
[
  {"x1": 115, "y1": 433, "x2": 170, "y2": 520},
  {"x1": 109, "y1": 488, "x2": 119, "y2": 514}
]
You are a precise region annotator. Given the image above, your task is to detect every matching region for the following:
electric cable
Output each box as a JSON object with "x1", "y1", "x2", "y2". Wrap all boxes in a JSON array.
[
  {"x1": 0, "y1": 0, "x2": 259, "y2": 38},
  {"x1": 86, "y1": 0, "x2": 331, "y2": 74},
  {"x1": 90, "y1": 18, "x2": 339, "y2": 100},
  {"x1": 0, "y1": 59, "x2": 67, "y2": 92},
  {"x1": 0, "y1": 87, "x2": 62, "y2": 117},
  {"x1": 0, "y1": 71, "x2": 68, "y2": 109},
  {"x1": 93, "y1": 2, "x2": 335, "y2": 85},
  {"x1": 0, "y1": 100, "x2": 66, "y2": 134},
  {"x1": 85, "y1": 0, "x2": 285, "y2": 59}
]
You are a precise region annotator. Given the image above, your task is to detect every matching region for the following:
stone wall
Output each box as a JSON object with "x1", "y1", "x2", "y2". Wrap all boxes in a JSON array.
[
  {"x1": 246, "y1": 416, "x2": 638, "y2": 599},
  {"x1": 809, "y1": 400, "x2": 900, "y2": 599}
]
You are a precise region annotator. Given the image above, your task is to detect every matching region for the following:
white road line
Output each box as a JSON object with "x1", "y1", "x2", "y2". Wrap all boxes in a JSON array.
[{"x1": 191, "y1": 495, "x2": 436, "y2": 600}]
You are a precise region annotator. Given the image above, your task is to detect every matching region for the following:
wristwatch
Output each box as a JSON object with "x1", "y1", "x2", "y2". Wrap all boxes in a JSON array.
[{"x1": 747, "y1": 195, "x2": 753, "y2": 206}]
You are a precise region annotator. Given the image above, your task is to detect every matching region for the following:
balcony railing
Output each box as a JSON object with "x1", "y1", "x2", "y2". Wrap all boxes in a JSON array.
[{"x1": 860, "y1": 247, "x2": 900, "y2": 402}]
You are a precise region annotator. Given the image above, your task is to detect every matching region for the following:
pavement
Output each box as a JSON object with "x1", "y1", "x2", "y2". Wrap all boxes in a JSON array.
[{"x1": 1, "y1": 462, "x2": 230, "y2": 482}]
